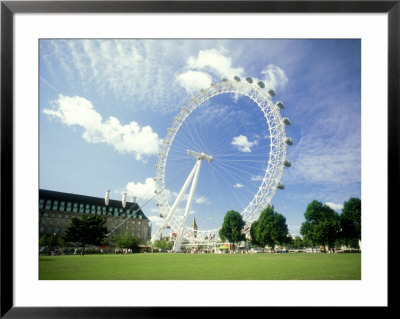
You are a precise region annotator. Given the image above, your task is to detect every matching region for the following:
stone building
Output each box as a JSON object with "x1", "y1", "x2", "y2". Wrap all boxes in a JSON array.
[
  {"x1": 190, "y1": 217, "x2": 198, "y2": 238},
  {"x1": 39, "y1": 189, "x2": 151, "y2": 244}
]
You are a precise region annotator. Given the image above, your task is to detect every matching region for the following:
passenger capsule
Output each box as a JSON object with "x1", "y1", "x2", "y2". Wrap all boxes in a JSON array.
[
  {"x1": 234, "y1": 76, "x2": 241, "y2": 81},
  {"x1": 285, "y1": 138, "x2": 293, "y2": 145},
  {"x1": 283, "y1": 159, "x2": 291, "y2": 167},
  {"x1": 277, "y1": 182, "x2": 285, "y2": 190},
  {"x1": 282, "y1": 117, "x2": 291, "y2": 125},
  {"x1": 276, "y1": 101, "x2": 285, "y2": 109},
  {"x1": 257, "y1": 81, "x2": 265, "y2": 88},
  {"x1": 246, "y1": 77, "x2": 253, "y2": 84},
  {"x1": 268, "y1": 89, "x2": 276, "y2": 97}
]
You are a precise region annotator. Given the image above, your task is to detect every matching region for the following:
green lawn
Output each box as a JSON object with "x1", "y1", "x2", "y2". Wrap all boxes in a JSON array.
[{"x1": 39, "y1": 252, "x2": 361, "y2": 280}]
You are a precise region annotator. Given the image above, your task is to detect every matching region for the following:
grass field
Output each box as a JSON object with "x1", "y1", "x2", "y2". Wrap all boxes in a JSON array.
[{"x1": 39, "y1": 252, "x2": 361, "y2": 280}]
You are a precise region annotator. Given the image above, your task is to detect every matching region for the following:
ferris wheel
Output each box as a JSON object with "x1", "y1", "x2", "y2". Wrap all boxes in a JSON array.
[{"x1": 151, "y1": 76, "x2": 292, "y2": 251}]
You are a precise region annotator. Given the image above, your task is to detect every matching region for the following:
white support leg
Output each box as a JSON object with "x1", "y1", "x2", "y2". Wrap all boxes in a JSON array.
[
  {"x1": 173, "y1": 159, "x2": 202, "y2": 251},
  {"x1": 152, "y1": 149, "x2": 213, "y2": 248},
  {"x1": 151, "y1": 160, "x2": 199, "y2": 243}
]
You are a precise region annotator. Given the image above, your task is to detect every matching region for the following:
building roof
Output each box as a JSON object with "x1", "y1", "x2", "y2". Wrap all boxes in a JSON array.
[
  {"x1": 191, "y1": 217, "x2": 197, "y2": 230},
  {"x1": 39, "y1": 189, "x2": 148, "y2": 220}
]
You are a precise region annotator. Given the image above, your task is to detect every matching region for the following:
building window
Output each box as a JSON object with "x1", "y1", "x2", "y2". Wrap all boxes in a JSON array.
[
  {"x1": 59, "y1": 201, "x2": 65, "y2": 211},
  {"x1": 85, "y1": 204, "x2": 90, "y2": 214},
  {"x1": 64, "y1": 214, "x2": 69, "y2": 219},
  {"x1": 45, "y1": 200, "x2": 51, "y2": 210},
  {"x1": 39, "y1": 198, "x2": 44, "y2": 209},
  {"x1": 67, "y1": 202, "x2": 72, "y2": 212},
  {"x1": 41, "y1": 220, "x2": 46, "y2": 225},
  {"x1": 54, "y1": 227, "x2": 59, "y2": 233},
  {"x1": 79, "y1": 203, "x2": 85, "y2": 213},
  {"x1": 40, "y1": 226, "x2": 45, "y2": 233},
  {"x1": 52, "y1": 200, "x2": 59, "y2": 211},
  {"x1": 42, "y1": 212, "x2": 48, "y2": 217},
  {"x1": 47, "y1": 227, "x2": 52, "y2": 234}
]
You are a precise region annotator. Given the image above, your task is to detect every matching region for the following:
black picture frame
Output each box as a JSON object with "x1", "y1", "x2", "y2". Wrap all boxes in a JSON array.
[{"x1": 1, "y1": 1, "x2": 396, "y2": 317}]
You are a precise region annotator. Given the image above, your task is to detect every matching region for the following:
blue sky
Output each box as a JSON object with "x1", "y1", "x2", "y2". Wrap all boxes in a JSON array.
[{"x1": 39, "y1": 39, "x2": 361, "y2": 237}]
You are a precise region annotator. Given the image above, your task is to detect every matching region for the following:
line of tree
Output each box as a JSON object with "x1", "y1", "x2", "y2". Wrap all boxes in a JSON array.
[
  {"x1": 152, "y1": 239, "x2": 173, "y2": 251},
  {"x1": 300, "y1": 197, "x2": 361, "y2": 252},
  {"x1": 45, "y1": 197, "x2": 360, "y2": 254},
  {"x1": 113, "y1": 233, "x2": 141, "y2": 253},
  {"x1": 219, "y1": 197, "x2": 361, "y2": 252},
  {"x1": 45, "y1": 214, "x2": 147, "y2": 254}
]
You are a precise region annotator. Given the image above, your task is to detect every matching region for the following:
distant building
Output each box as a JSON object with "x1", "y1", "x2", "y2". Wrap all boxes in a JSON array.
[
  {"x1": 190, "y1": 217, "x2": 198, "y2": 238},
  {"x1": 39, "y1": 189, "x2": 151, "y2": 244}
]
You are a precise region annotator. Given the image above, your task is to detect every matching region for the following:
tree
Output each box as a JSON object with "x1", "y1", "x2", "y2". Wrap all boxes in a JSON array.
[
  {"x1": 300, "y1": 200, "x2": 341, "y2": 252},
  {"x1": 39, "y1": 234, "x2": 49, "y2": 247},
  {"x1": 292, "y1": 236, "x2": 305, "y2": 250},
  {"x1": 166, "y1": 241, "x2": 173, "y2": 251},
  {"x1": 219, "y1": 210, "x2": 245, "y2": 251},
  {"x1": 63, "y1": 215, "x2": 108, "y2": 249},
  {"x1": 39, "y1": 234, "x2": 66, "y2": 248},
  {"x1": 250, "y1": 205, "x2": 289, "y2": 252},
  {"x1": 153, "y1": 239, "x2": 173, "y2": 251},
  {"x1": 249, "y1": 220, "x2": 262, "y2": 247},
  {"x1": 114, "y1": 233, "x2": 140, "y2": 253},
  {"x1": 340, "y1": 197, "x2": 361, "y2": 248}
]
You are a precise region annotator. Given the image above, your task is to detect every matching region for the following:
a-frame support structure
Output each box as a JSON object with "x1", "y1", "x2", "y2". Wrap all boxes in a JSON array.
[{"x1": 151, "y1": 150, "x2": 212, "y2": 251}]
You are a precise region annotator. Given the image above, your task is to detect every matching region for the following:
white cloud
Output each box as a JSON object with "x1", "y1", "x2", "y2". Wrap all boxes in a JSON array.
[
  {"x1": 177, "y1": 48, "x2": 245, "y2": 93},
  {"x1": 43, "y1": 95, "x2": 162, "y2": 160},
  {"x1": 231, "y1": 135, "x2": 257, "y2": 153},
  {"x1": 325, "y1": 202, "x2": 344, "y2": 211},
  {"x1": 125, "y1": 178, "x2": 157, "y2": 201},
  {"x1": 147, "y1": 214, "x2": 165, "y2": 233},
  {"x1": 195, "y1": 196, "x2": 209, "y2": 204},
  {"x1": 187, "y1": 48, "x2": 244, "y2": 80},
  {"x1": 285, "y1": 98, "x2": 361, "y2": 187},
  {"x1": 42, "y1": 40, "x2": 188, "y2": 113},
  {"x1": 233, "y1": 183, "x2": 244, "y2": 188},
  {"x1": 176, "y1": 70, "x2": 212, "y2": 94},
  {"x1": 170, "y1": 192, "x2": 209, "y2": 205},
  {"x1": 260, "y1": 64, "x2": 289, "y2": 91},
  {"x1": 42, "y1": 40, "x2": 290, "y2": 114},
  {"x1": 176, "y1": 49, "x2": 289, "y2": 97}
]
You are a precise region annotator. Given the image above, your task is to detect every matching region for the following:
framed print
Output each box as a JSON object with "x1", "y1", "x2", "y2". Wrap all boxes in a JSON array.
[{"x1": 1, "y1": 0, "x2": 396, "y2": 317}]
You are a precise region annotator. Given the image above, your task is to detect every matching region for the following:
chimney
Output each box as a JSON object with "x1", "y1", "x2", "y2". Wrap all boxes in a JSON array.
[
  {"x1": 131, "y1": 196, "x2": 137, "y2": 203},
  {"x1": 122, "y1": 192, "x2": 127, "y2": 208},
  {"x1": 105, "y1": 190, "x2": 110, "y2": 206}
]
